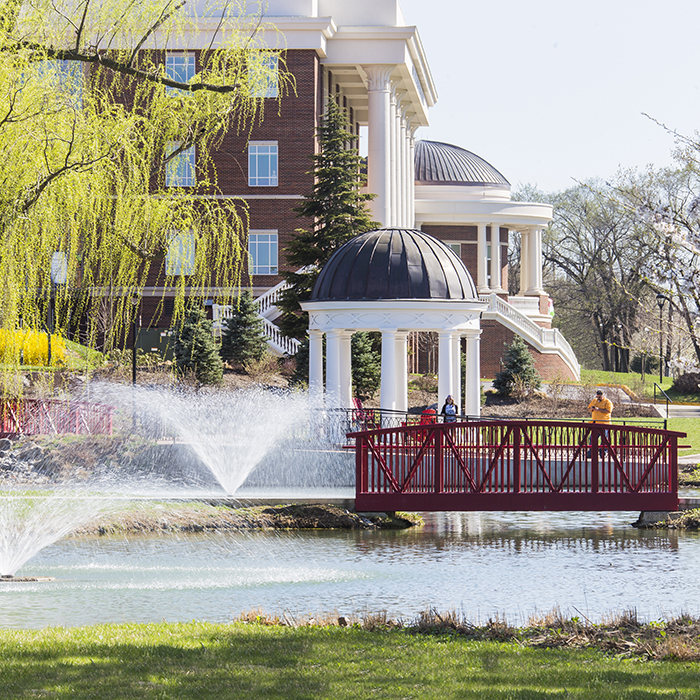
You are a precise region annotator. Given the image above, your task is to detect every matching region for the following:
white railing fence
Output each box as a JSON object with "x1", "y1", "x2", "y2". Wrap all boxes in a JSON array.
[{"x1": 480, "y1": 293, "x2": 580, "y2": 380}]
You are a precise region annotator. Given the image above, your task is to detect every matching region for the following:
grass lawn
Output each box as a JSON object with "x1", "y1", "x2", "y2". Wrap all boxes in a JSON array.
[
  {"x1": 667, "y1": 417, "x2": 700, "y2": 455},
  {"x1": 0, "y1": 622, "x2": 699, "y2": 700},
  {"x1": 580, "y1": 369, "x2": 700, "y2": 405}
]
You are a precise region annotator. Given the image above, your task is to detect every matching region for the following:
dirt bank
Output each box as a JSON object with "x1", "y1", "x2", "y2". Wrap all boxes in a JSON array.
[{"x1": 72, "y1": 502, "x2": 420, "y2": 534}]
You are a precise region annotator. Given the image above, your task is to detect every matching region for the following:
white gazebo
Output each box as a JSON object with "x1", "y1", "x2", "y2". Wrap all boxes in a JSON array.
[{"x1": 301, "y1": 228, "x2": 486, "y2": 416}]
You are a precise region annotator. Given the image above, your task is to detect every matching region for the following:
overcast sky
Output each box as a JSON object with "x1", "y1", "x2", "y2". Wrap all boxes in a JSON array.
[{"x1": 399, "y1": 0, "x2": 700, "y2": 193}]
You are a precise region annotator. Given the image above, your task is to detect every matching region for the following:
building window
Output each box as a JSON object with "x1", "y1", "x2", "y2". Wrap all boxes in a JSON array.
[
  {"x1": 249, "y1": 52, "x2": 278, "y2": 98},
  {"x1": 248, "y1": 231, "x2": 278, "y2": 275},
  {"x1": 447, "y1": 243, "x2": 461, "y2": 257},
  {"x1": 165, "y1": 142, "x2": 195, "y2": 187},
  {"x1": 248, "y1": 142, "x2": 278, "y2": 187},
  {"x1": 40, "y1": 60, "x2": 83, "y2": 107},
  {"x1": 166, "y1": 232, "x2": 196, "y2": 276},
  {"x1": 165, "y1": 52, "x2": 195, "y2": 93}
]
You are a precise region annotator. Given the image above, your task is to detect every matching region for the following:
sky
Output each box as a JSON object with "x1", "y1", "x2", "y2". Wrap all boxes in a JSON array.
[{"x1": 399, "y1": 0, "x2": 700, "y2": 193}]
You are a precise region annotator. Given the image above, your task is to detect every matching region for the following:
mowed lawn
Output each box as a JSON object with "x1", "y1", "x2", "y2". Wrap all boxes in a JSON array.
[{"x1": 1, "y1": 622, "x2": 699, "y2": 699}]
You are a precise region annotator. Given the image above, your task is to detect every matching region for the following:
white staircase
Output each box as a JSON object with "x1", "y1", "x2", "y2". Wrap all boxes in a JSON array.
[
  {"x1": 212, "y1": 276, "x2": 302, "y2": 356},
  {"x1": 479, "y1": 293, "x2": 581, "y2": 380}
]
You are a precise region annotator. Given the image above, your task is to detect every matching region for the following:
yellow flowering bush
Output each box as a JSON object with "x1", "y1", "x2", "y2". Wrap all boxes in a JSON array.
[{"x1": 0, "y1": 329, "x2": 67, "y2": 366}]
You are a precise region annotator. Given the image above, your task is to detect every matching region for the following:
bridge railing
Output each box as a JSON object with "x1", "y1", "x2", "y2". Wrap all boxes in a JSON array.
[
  {"x1": 0, "y1": 398, "x2": 114, "y2": 438},
  {"x1": 350, "y1": 419, "x2": 683, "y2": 512}
]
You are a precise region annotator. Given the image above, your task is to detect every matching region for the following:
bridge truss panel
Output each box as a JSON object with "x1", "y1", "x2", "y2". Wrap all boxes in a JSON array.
[{"x1": 352, "y1": 420, "x2": 681, "y2": 512}]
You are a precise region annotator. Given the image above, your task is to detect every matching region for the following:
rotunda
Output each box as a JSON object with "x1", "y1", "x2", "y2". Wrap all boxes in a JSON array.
[{"x1": 301, "y1": 228, "x2": 485, "y2": 415}]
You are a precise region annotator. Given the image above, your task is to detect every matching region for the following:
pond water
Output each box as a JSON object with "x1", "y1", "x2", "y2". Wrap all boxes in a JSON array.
[{"x1": 2, "y1": 507, "x2": 700, "y2": 629}]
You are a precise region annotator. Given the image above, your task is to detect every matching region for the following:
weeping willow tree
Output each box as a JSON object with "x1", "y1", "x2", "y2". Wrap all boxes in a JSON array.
[{"x1": 0, "y1": 0, "x2": 290, "y2": 379}]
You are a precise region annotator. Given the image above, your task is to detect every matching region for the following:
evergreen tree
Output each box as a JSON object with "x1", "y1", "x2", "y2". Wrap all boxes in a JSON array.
[
  {"x1": 492, "y1": 336, "x2": 542, "y2": 398},
  {"x1": 278, "y1": 98, "x2": 378, "y2": 340},
  {"x1": 352, "y1": 331, "x2": 381, "y2": 400},
  {"x1": 221, "y1": 291, "x2": 267, "y2": 366},
  {"x1": 173, "y1": 303, "x2": 223, "y2": 385}
]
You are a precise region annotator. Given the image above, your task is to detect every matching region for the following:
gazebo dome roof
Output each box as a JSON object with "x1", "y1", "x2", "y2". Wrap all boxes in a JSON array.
[
  {"x1": 311, "y1": 228, "x2": 477, "y2": 302},
  {"x1": 415, "y1": 140, "x2": 510, "y2": 187}
]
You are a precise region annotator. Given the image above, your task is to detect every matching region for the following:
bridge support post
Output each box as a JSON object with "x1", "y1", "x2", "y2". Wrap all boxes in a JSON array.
[{"x1": 434, "y1": 427, "x2": 443, "y2": 493}]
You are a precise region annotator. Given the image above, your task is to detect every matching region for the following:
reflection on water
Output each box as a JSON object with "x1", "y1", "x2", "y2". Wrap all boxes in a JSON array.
[{"x1": 2, "y1": 510, "x2": 699, "y2": 629}]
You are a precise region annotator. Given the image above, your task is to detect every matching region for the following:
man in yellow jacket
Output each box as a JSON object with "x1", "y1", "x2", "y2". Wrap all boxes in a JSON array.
[
  {"x1": 587, "y1": 389, "x2": 613, "y2": 458},
  {"x1": 588, "y1": 389, "x2": 613, "y2": 423}
]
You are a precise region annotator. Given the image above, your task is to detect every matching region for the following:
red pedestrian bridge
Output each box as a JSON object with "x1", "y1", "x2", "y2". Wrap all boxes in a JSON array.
[{"x1": 350, "y1": 419, "x2": 684, "y2": 512}]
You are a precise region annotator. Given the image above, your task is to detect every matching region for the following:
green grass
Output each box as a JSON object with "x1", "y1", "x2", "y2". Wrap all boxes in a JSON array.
[
  {"x1": 666, "y1": 418, "x2": 700, "y2": 455},
  {"x1": 580, "y1": 369, "x2": 700, "y2": 405},
  {"x1": 0, "y1": 622, "x2": 698, "y2": 699},
  {"x1": 62, "y1": 339, "x2": 104, "y2": 370}
]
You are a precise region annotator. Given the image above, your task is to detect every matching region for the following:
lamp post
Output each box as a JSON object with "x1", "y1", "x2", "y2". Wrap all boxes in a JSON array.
[
  {"x1": 48, "y1": 253, "x2": 68, "y2": 367},
  {"x1": 131, "y1": 292, "x2": 141, "y2": 386},
  {"x1": 656, "y1": 294, "x2": 670, "y2": 385}
]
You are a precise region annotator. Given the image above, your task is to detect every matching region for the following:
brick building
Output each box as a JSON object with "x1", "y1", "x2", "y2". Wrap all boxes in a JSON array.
[{"x1": 147, "y1": 0, "x2": 579, "y2": 381}]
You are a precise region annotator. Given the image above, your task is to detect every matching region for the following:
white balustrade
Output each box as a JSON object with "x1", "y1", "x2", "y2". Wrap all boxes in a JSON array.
[{"x1": 479, "y1": 294, "x2": 580, "y2": 379}]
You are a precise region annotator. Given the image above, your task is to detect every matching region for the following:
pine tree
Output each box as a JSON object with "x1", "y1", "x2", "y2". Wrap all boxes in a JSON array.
[
  {"x1": 278, "y1": 98, "x2": 378, "y2": 340},
  {"x1": 173, "y1": 303, "x2": 223, "y2": 385},
  {"x1": 352, "y1": 331, "x2": 381, "y2": 400},
  {"x1": 221, "y1": 291, "x2": 267, "y2": 367},
  {"x1": 492, "y1": 336, "x2": 542, "y2": 398}
]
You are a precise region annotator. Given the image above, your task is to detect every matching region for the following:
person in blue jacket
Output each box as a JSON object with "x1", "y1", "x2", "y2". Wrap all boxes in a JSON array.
[{"x1": 440, "y1": 395, "x2": 459, "y2": 423}]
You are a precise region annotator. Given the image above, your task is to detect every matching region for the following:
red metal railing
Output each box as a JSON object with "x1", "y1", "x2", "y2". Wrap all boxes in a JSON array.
[
  {"x1": 351, "y1": 420, "x2": 683, "y2": 512},
  {"x1": 0, "y1": 399, "x2": 114, "y2": 437}
]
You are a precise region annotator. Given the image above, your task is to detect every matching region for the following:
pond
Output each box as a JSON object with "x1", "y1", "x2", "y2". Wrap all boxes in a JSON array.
[{"x1": 2, "y1": 507, "x2": 699, "y2": 629}]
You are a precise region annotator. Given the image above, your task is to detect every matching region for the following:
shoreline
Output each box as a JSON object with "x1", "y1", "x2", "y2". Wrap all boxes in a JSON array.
[{"x1": 70, "y1": 502, "x2": 421, "y2": 535}]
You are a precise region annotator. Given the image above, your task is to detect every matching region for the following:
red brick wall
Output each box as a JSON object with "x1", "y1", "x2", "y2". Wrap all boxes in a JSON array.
[
  {"x1": 141, "y1": 49, "x2": 321, "y2": 331},
  {"x1": 481, "y1": 321, "x2": 577, "y2": 381}
]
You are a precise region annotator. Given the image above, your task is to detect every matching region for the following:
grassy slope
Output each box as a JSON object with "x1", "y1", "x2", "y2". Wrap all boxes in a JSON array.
[{"x1": 0, "y1": 623, "x2": 699, "y2": 700}]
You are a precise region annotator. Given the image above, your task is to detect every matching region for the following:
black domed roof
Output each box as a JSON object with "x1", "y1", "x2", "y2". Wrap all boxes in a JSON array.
[
  {"x1": 311, "y1": 228, "x2": 477, "y2": 302},
  {"x1": 415, "y1": 140, "x2": 510, "y2": 187}
]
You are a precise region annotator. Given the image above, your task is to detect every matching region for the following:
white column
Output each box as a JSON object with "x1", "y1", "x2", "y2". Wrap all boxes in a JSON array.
[
  {"x1": 308, "y1": 329, "x2": 324, "y2": 407},
  {"x1": 464, "y1": 330, "x2": 481, "y2": 417},
  {"x1": 364, "y1": 65, "x2": 393, "y2": 227},
  {"x1": 395, "y1": 331, "x2": 408, "y2": 412},
  {"x1": 452, "y1": 334, "x2": 461, "y2": 411},
  {"x1": 325, "y1": 329, "x2": 342, "y2": 408},
  {"x1": 527, "y1": 226, "x2": 544, "y2": 295},
  {"x1": 339, "y1": 331, "x2": 353, "y2": 409},
  {"x1": 408, "y1": 126, "x2": 418, "y2": 228},
  {"x1": 389, "y1": 86, "x2": 398, "y2": 227},
  {"x1": 490, "y1": 224, "x2": 503, "y2": 292},
  {"x1": 380, "y1": 329, "x2": 397, "y2": 412},
  {"x1": 398, "y1": 110, "x2": 406, "y2": 227},
  {"x1": 437, "y1": 331, "x2": 454, "y2": 409},
  {"x1": 519, "y1": 229, "x2": 530, "y2": 295},
  {"x1": 477, "y1": 223, "x2": 489, "y2": 292},
  {"x1": 533, "y1": 226, "x2": 544, "y2": 293}
]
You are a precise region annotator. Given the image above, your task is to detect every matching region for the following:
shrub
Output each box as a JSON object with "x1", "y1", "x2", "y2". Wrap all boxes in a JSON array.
[
  {"x1": 630, "y1": 352, "x2": 659, "y2": 374},
  {"x1": 492, "y1": 336, "x2": 541, "y2": 399},
  {"x1": 173, "y1": 303, "x2": 223, "y2": 385},
  {"x1": 671, "y1": 372, "x2": 700, "y2": 394},
  {"x1": 220, "y1": 291, "x2": 267, "y2": 367},
  {"x1": 0, "y1": 328, "x2": 66, "y2": 366}
]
